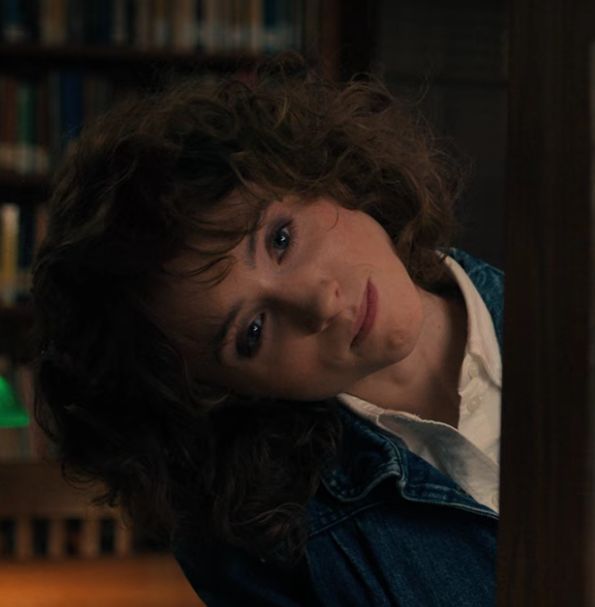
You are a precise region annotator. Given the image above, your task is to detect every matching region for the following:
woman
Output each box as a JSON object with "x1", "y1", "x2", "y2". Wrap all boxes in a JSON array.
[{"x1": 32, "y1": 53, "x2": 502, "y2": 605}]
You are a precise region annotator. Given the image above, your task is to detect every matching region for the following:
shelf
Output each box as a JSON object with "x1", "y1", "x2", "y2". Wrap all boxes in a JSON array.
[
  {"x1": 0, "y1": 302, "x2": 33, "y2": 324},
  {"x1": 0, "y1": 171, "x2": 50, "y2": 204},
  {"x1": 0, "y1": 43, "x2": 266, "y2": 72},
  {"x1": 382, "y1": 70, "x2": 507, "y2": 89}
]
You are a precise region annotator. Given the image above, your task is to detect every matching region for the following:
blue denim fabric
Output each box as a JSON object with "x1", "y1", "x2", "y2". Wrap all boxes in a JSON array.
[{"x1": 173, "y1": 249, "x2": 504, "y2": 606}]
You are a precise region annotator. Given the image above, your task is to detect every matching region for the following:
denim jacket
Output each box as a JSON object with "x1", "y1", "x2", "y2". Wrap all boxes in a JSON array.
[{"x1": 173, "y1": 249, "x2": 504, "y2": 606}]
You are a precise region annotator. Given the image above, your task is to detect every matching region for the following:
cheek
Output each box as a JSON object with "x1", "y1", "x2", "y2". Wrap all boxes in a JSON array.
[
  {"x1": 380, "y1": 285, "x2": 425, "y2": 358},
  {"x1": 226, "y1": 345, "x2": 350, "y2": 401}
]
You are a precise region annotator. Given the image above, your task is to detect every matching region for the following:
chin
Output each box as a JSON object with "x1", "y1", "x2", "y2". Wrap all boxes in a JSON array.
[{"x1": 382, "y1": 328, "x2": 420, "y2": 361}]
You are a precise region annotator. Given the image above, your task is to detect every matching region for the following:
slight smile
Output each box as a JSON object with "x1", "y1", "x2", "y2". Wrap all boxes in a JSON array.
[{"x1": 351, "y1": 280, "x2": 378, "y2": 347}]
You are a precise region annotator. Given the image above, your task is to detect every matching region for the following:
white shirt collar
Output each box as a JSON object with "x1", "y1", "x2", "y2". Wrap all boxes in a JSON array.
[{"x1": 442, "y1": 255, "x2": 502, "y2": 390}]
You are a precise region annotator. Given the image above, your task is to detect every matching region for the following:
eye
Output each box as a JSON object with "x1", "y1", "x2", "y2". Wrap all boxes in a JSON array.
[
  {"x1": 235, "y1": 220, "x2": 295, "y2": 360},
  {"x1": 237, "y1": 313, "x2": 265, "y2": 358},
  {"x1": 270, "y1": 220, "x2": 294, "y2": 260}
]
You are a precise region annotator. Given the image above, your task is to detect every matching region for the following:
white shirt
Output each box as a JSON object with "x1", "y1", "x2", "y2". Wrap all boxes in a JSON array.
[{"x1": 338, "y1": 255, "x2": 502, "y2": 513}]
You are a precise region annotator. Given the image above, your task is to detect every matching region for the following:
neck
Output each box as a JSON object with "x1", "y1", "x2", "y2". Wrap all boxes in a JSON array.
[{"x1": 347, "y1": 285, "x2": 468, "y2": 426}]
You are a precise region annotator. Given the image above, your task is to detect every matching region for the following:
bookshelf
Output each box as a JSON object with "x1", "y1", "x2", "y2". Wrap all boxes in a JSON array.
[{"x1": 0, "y1": 0, "x2": 345, "y2": 462}]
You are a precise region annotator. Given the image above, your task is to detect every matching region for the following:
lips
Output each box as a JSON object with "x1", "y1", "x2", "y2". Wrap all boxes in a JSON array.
[{"x1": 351, "y1": 280, "x2": 377, "y2": 347}]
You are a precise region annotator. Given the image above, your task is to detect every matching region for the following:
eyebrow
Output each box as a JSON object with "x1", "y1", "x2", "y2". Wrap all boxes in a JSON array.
[{"x1": 213, "y1": 229, "x2": 259, "y2": 362}]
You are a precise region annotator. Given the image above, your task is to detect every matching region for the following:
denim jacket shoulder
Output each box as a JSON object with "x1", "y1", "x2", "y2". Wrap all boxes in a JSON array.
[
  {"x1": 312, "y1": 407, "x2": 498, "y2": 532},
  {"x1": 447, "y1": 247, "x2": 504, "y2": 350}
]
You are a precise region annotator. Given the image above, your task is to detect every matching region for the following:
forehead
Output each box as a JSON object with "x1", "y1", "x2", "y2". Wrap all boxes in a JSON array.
[
  {"x1": 159, "y1": 187, "x2": 269, "y2": 280},
  {"x1": 149, "y1": 237, "x2": 241, "y2": 355}
]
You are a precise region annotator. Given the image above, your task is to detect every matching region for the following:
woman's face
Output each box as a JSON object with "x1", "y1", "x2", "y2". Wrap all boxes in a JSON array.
[{"x1": 156, "y1": 196, "x2": 425, "y2": 400}]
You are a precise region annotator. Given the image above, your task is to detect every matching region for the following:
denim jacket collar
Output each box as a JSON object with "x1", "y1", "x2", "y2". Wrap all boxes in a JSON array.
[
  {"x1": 315, "y1": 406, "x2": 497, "y2": 521},
  {"x1": 320, "y1": 405, "x2": 405, "y2": 502}
]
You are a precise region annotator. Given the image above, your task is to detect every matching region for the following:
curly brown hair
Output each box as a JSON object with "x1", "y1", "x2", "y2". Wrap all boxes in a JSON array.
[{"x1": 31, "y1": 52, "x2": 464, "y2": 563}]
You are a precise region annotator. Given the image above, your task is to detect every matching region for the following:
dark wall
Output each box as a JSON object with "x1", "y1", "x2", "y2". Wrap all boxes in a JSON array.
[{"x1": 370, "y1": 0, "x2": 507, "y2": 269}]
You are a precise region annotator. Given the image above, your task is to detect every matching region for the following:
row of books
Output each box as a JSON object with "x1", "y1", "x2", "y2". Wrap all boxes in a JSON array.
[
  {"x1": 0, "y1": 0, "x2": 306, "y2": 53},
  {"x1": 0, "y1": 72, "x2": 136, "y2": 176},
  {"x1": 0, "y1": 202, "x2": 48, "y2": 306}
]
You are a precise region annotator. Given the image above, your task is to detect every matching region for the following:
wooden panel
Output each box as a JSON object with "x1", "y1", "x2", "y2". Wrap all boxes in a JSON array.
[
  {"x1": 498, "y1": 0, "x2": 595, "y2": 605},
  {"x1": 0, "y1": 461, "x2": 111, "y2": 517}
]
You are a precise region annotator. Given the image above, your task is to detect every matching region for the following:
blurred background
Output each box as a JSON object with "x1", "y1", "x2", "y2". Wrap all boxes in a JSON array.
[{"x1": 0, "y1": 1, "x2": 506, "y2": 605}]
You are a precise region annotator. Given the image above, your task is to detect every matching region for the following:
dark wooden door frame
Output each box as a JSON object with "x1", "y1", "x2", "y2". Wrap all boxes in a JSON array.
[{"x1": 498, "y1": 1, "x2": 595, "y2": 604}]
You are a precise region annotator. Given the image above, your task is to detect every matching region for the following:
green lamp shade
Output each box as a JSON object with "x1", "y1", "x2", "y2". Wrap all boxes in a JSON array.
[{"x1": 0, "y1": 375, "x2": 29, "y2": 428}]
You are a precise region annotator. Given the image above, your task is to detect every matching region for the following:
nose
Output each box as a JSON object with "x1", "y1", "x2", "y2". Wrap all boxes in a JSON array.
[{"x1": 268, "y1": 275, "x2": 342, "y2": 334}]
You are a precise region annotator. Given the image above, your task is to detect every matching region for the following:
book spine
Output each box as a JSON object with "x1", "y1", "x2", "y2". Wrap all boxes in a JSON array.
[
  {"x1": 47, "y1": 71, "x2": 61, "y2": 172},
  {"x1": 17, "y1": 204, "x2": 35, "y2": 302},
  {"x1": 97, "y1": 0, "x2": 113, "y2": 45},
  {"x1": 33, "y1": 203, "x2": 48, "y2": 258},
  {"x1": 202, "y1": 0, "x2": 218, "y2": 54},
  {"x1": 302, "y1": 0, "x2": 320, "y2": 59},
  {"x1": 135, "y1": 0, "x2": 150, "y2": 49},
  {"x1": 0, "y1": 203, "x2": 20, "y2": 306},
  {"x1": 280, "y1": 0, "x2": 292, "y2": 49},
  {"x1": 36, "y1": 76, "x2": 50, "y2": 175},
  {"x1": 228, "y1": 0, "x2": 240, "y2": 51},
  {"x1": 41, "y1": 0, "x2": 66, "y2": 45},
  {"x1": 249, "y1": 0, "x2": 263, "y2": 54},
  {"x1": 59, "y1": 70, "x2": 83, "y2": 152},
  {"x1": 2, "y1": 0, "x2": 27, "y2": 43},
  {"x1": 235, "y1": 0, "x2": 251, "y2": 52},
  {"x1": 22, "y1": 0, "x2": 41, "y2": 42},
  {"x1": 21, "y1": 81, "x2": 36, "y2": 175},
  {"x1": 216, "y1": 0, "x2": 229, "y2": 52},
  {"x1": 29, "y1": 83, "x2": 41, "y2": 175},
  {"x1": 112, "y1": 0, "x2": 127, "y2": 45},
  {"x1": 193, "y1": 0, "x2": 205, "y2": 50},
  {"x1": 54, "y1": 0, "x2": 66, "y2": 44},
  {"x1": 5, "y1": 77, "x2": 18, "y2": 172},
  {"x1": 124, "y1": 0, "x2": 136, "y2": 45},
  {"x1": 82, "y1": 0, "x2": 98, "y2": 44},
  {"x1": 0, "y1": 77, "x2": 10, "y2": 171},
  {"x1": 172, "y1": 0, "x2": 193, "y2": 50},
  {"x1": 39, "y1": 0, "x2": 51, "y2": 44},
  {"x1": 16, "y1": 82, "x2": 27, "y2": 174},
  {"x1": 263, "y1": 0, "x2": 279, "y2": 53},
  {"x1": 66, "y1": 0, "x2": 84, "y2": 44},
  {"x1": 153, "y1": 0, "x2": 170, "y2": 47},
  {"x1": 0, "y1": 77, "x2": 4, "y2": 168},
  {"x1": 291, "y1": 0, "x2": 304, "y2": 50},
  {"x1": 83, "y1": 74, "x2": 94, "y2": 130}
]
